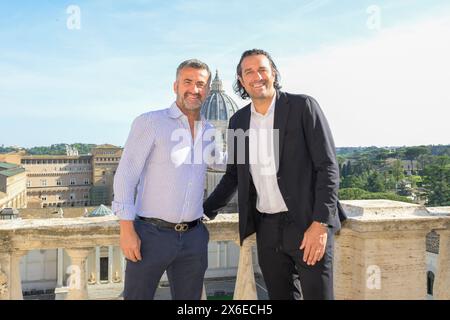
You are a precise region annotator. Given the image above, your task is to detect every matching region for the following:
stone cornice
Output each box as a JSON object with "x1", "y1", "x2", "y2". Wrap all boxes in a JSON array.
[{"x1": 0, "y1": 214, "x2": 241, "y2": 252}]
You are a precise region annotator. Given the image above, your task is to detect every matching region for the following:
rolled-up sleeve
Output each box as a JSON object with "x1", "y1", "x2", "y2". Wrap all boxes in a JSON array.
[{"x1": 112, "y1": 113, "x2": 155, "y2": 220}]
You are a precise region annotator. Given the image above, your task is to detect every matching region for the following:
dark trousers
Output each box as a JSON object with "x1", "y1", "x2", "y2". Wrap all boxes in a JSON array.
[
  {"x1": 256, "y1": 212, "x2": 334, "y2": 300},
  {"x1": 123, "y1": 218, "x2": 209, "y2": 300}
]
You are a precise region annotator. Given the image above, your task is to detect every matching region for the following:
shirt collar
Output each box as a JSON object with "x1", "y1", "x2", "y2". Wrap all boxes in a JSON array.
[
  {"x1": 168, "y1": 102, "x2": 183, "y2": 119},
  {"x1": 168, "y1": 101, "x2": 207, "y2": 123},
  {"x1": 250, "y1": 91, "x2": 277, "y2": 117}
]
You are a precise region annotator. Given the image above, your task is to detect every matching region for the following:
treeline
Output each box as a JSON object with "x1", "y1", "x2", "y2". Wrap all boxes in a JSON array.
[
  {"x1": 0, "y1": 146, "x2": 16, "y2": 153},
  {"x1": 337, "y1": 145, "x2": 450, "y2": 158},
  {"x1": 0, "y1": 143, "x2": 97, "y2": 155},
  {"x1": 337, "y1": 145, "x2": 450, "y2": 207}
]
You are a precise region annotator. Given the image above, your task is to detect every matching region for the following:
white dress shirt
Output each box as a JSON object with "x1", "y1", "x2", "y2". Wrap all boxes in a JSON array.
[
  {"x1": 112, "y1": 102, "x2": 224, "y2": 223},
  {"x1": 249, "y1": 92, "x2": 289, "y2": 214}
]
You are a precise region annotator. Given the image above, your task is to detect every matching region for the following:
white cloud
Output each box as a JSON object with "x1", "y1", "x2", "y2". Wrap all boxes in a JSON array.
[{"x1": 279, "y1": 14, "x2": 450, "y2": 147}]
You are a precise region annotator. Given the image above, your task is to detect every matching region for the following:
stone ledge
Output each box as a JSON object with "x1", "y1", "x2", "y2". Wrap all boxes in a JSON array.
[
  {"x1": 341, "y1": 200, "x2": 430, "y2": 219},
  {"x1": 339, "y1": 200, "x2": 450, "y2": 233},
  {"x1": 427, "y1": 206, "x2": 450, "y2": 216},
  {"x1": 1, "y1": 201, "x2": 449, "y2": 249}
]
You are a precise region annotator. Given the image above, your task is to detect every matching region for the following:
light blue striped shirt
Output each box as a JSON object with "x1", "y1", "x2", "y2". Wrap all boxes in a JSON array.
[{"x1": 112, "y1": 102, "x2": 224, "y2": 223}]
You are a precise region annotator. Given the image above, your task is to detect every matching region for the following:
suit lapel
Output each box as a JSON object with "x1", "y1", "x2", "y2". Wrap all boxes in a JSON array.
[{"x1": 273, "y1": 91, "x2": 290, "y2": 173}]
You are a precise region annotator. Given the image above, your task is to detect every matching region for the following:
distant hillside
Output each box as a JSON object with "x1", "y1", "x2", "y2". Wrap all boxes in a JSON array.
[
  {"x1": 2, "y1": 144, "x2": 449, "y2": 156},
  {"x1": 336, "y1": 145, "x2": 450, "y2": 158},
  {"x1": 0, "y1": 143, "x2": 97, "y2": 155}
]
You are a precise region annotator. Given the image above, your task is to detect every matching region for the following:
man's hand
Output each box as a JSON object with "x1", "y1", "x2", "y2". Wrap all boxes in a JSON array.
[
  {"x1": 299, "y1": 221, "x2": 328, "y2": 266},
  {"x1": 120, "y1": 220, "x2": 142, "y2": 262}
]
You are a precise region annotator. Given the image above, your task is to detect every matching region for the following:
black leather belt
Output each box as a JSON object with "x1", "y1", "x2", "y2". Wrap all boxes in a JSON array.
[{"x1": 137, "y1": 216, "x2": 201, "y2": 232}]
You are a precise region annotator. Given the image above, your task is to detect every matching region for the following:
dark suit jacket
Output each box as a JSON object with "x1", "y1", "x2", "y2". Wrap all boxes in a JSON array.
[{"x1": 204, "y1": 91, "x2": 347, "y2": 246}]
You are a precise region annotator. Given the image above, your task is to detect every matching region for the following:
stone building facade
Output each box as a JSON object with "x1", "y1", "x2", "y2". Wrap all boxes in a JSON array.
[
  {"x1": 21, "y1": 155, "x2": 93, "y2": 208},
  {"x1": 0, "y1": 162, "x2": 27, "y2": 209},
  {"x1": 16, "y1": 145, "x2": 122, "y2": 209},
  {"x1": 90, "y1": 145, "x2": 122, "y2": 206}
]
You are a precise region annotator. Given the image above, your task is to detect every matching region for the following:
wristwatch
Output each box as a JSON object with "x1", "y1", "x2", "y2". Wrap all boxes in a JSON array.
[{"x1": 319, "y1": 222, "x2": 329, "y2": 228}]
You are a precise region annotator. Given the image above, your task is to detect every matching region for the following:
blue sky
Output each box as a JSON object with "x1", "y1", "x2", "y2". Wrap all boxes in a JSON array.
[{"x1": 1, "y1": 0, "x2": 450, "y2": 148}]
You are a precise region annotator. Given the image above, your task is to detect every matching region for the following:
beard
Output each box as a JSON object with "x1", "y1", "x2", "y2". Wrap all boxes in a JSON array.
[
  {"x1": 247, "y1": 80, "x2": 273, "y2": 99},
  {"x1": 178, "y1": 92, "x2": 203, "y2": 111}
]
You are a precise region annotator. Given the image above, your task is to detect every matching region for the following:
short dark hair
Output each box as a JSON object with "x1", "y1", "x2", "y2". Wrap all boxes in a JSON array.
[
  {"x1": 233, "y1": 49, "x2": 282, "y2": 100},
  {"x1": 176, "y1": 59, "x2": 211, "y2": 85}
]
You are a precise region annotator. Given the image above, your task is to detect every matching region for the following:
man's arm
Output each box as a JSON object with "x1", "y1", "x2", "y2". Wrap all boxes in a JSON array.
[
  {"x1": 205, "y1": 125, "x2": 228, "y2": 172},
  {"x1": 302, "y1": 96, "x2": 340, "y2": 227},
  {"x1": 203, "y1": 118, "x2": 239, "y2": 219},
  {"x1": 112, "y1": 113, "x2": 155, "y2": 262},
  {"x1": 300, "y1": 96, "x2": 339, "y2": 265}
]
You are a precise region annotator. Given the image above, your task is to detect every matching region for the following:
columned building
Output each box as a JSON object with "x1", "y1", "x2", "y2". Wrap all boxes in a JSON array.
[
  {"x1": 21, "y1": 155, "x2": 92, "y2": 208},
  {"x1": 0, "y1": 162, "x2": 27, "y2": 209},
  {"x1": 17, "y1": 145, "x2": 122, "y2": 209}
]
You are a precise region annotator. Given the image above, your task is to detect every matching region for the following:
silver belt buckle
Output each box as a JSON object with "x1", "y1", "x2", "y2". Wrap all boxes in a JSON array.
[{"x1": 175, "y1": 223, "x2": 188, "y2": 232}]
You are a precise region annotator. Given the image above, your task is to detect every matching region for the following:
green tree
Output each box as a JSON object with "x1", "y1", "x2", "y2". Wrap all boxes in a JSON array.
[
  {"x1": 339, "y1": 188, "x2": 412, "y2": 203},
  {"x1": 367, "y1": 171, "x2": 386, "y2": 193},
  {"x1": 408, "y1": 175, "x2": 423, "y2": 188},
  {"x1": 0, "y1": 146, "x2": 15, "y2": 154},
  {"x1": 374, "y1": 149, "x2": 392, "y2": 161},
  {"x1": 417, "y1": 153, "x2": 433, "y2": 174},
  {"x1": 27, "y1": 143, "x2": 97, "y2": 155},
  {"x1": 391, "y1": 159, "x2": 405, "y2": 190},
  {"x1": 404, "y1": 146, "x2": 430, "y2": 174},
  {"x1": 339, "y1": 188, "x2": 367, "y2": 199},
  {"x1": 423, "y1": 156, "x2": 450, "y2": 206},
  {"x1": 346, "y1": 161, "x2": 352, "y2": 176},
  {"x1": 383, "y1": 173, "x2": 397, "y2": 191},
  {"x1": 337, "y1": 155, "x2": 346, "y2": 177},
  {"x1": 341, "y1": 174, "x2": 368, "y2": 189},
  {"x1": 354, "y1": 156, "x2": 372, "y2": 175}
]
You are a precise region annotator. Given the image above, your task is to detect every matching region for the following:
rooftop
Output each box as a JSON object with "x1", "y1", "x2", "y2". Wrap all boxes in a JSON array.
[
  {"x1": 0, "y1": 167, "x2": 26, "y2": 177},
  {"x1": 22, "y1": 155, "x2": 92, "y2": 160},
  {"x1": 86, "y1": 204, "x2": 114, "y2": 217},
  {"x1": 93, "y1": 144, "x2": 121, "y2": 149},
  {"x1": 0, "y1": 162, "x2": 18, "y2": 170}
]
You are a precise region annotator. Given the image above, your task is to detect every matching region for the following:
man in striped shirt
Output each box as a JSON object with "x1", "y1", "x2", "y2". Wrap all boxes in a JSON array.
[{"x1": 112, "y1": 59, "x2": 221, "y2": 300}]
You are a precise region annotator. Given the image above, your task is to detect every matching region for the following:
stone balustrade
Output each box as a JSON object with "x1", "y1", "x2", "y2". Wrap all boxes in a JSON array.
[
  {"x1": 0, "y1": 200, "x2": 449, "y2": 300},
  {"x1": 336, "y1": 200, "x2": 449, "y2": 299}
]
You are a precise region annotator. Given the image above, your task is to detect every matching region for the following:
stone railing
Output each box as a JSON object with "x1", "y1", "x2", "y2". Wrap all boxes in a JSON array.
[
  {"x1": 0, "y1": 200, "x2": 449, "y2": 300},
  {"x1": 336, "y1": 200, "x2": 450, "y2": 300},
  {"x1": 0, "y1": 213, "x2": 255, "y2": 300}
]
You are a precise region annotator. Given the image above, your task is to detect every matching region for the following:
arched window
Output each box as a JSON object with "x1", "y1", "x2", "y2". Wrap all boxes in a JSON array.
[{"x1": 427, "y1": 271, "x2": 435, "y2": 295}]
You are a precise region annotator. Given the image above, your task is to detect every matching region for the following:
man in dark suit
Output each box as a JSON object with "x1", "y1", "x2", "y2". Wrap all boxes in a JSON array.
[{"x1": 203, "y1": 49, "x2": 346, "y2": 300}]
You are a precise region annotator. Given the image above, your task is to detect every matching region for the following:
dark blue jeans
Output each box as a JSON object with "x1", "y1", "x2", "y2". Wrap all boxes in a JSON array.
[{"x1": 123, "y1": 218, "x2": 209, "y2": 300}]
